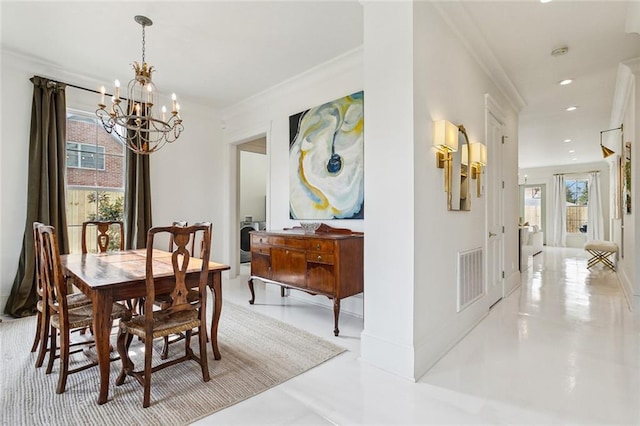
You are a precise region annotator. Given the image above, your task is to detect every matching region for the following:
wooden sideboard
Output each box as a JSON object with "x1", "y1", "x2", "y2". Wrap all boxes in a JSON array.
[{"x1": 248, "y1": 224, "x2": 364, "y2": 336}]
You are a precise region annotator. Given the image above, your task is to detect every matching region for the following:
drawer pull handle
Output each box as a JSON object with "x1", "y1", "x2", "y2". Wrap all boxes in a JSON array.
[
  {"x1": 259, "y1": 238, "x2": 263, "y2": 243},
  {"x1": 316, "y1": 244, "x2": 320, "y2": 249},
  {"x1": 286, "y1": 250, "x2": 289, "y2": 255},
  {"x1": 317, "y1": 255, "x2": 322, "y2": 261}
]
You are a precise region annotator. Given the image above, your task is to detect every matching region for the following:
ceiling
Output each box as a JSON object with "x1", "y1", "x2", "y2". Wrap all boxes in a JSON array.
[{"x1": 2, "y1": 1, "x2": 639, "y2": 170}]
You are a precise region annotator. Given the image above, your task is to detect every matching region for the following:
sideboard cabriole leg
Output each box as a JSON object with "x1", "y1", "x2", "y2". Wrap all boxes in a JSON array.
[
  {"x1": 333, "y1": 298, "x2": 340, "y2": 336},
  {"x1": 248, "y1": 277, "x2": 256, "y2": 305}
]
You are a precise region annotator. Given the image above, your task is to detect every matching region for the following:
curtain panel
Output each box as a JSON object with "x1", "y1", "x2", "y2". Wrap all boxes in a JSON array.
[
  {"x1": 587, "y1": 172, "x2": 604, "y2": 241},
  {"x1": 550, "y1": 174, "x2": 567, "y2": 247},
  {"x1": 124, "y1": 144, "x2": 152, "y2": 249},
  {"x1": 4, "y1": 77, "x2": 69, "y2": 317}
]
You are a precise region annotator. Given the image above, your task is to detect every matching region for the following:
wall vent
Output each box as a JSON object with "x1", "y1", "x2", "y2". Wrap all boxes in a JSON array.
[{"x1": 457, "y1": 247, "x2": 484, "y2": 312}]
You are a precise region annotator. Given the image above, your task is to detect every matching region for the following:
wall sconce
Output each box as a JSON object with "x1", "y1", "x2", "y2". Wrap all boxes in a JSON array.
[
  {"x1": 600, "y1": 124, "x2": 622, "y2": 158},
  {"x1": 469, "y1": 142, "x2": 487, "y2": 197},
  {"x1": 433, "y1": 120, "x2": 459, "y2": 192}
]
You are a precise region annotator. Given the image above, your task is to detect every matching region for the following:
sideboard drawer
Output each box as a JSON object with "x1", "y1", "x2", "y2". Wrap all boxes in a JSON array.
[
  {"x1": 306, "y1": 252, "x2": 334, "y2": 264},
  {"x1": 271, "y1": 236, "x2": 306, "y2": 250},
  {"x1": 306, "y1": 239, "x2": 335, "y2": 253}
]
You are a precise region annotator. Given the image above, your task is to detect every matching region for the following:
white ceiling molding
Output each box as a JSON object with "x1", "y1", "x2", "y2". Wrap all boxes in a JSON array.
[
  {"x1": 610, "y1": 58, "x2": 640, "y2": 127},
  {"x1": 432, "y1": 2, "x2": 526, "y2": 113},
  {"x1": 625, "y1": 2, "x2": 640, "y2": 35}
]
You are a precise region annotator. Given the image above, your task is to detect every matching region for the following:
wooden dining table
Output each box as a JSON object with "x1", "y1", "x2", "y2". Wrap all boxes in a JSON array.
[{"x1": 61, "y1": 249, "x2": 230, "y2": 405}]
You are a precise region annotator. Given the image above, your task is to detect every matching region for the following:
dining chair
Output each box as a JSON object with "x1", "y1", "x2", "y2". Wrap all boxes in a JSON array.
[
  {"x1": 156, "y1": 222, "x2": 212, "y2": 359},
  {"x1": 31, "y1": 222, "x2": 91, "y2": 368},
  {"x1": 116, "y1": 223, "x2": 212, "y2": 408},
  {"x1": 81, "y1": 220, "x2": 124, "y2": 254},
  {"x1": 38, "y1": 224, "x2": 130, "y2": 394},
  {"x1": 82, "y1": 219, "x2": 137, "y2": 316}
]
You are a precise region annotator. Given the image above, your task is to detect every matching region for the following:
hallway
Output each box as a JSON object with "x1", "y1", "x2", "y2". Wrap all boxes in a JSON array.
[{"x1": 200, "y1": 247, "x2": 640, "y2": 424}]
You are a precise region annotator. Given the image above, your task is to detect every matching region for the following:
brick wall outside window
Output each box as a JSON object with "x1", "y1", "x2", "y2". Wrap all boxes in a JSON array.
[{"x1": 67, "y1": 118, "x2": 124, "y2": 188}]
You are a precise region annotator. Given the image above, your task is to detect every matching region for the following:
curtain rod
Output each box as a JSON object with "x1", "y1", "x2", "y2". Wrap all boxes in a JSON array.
[
  {"x1": 553, "y1": 171, "x2": 600, "y2": 176},
  {"x1": 33, "y1": 75, "x2": 126, "y2": 101}
]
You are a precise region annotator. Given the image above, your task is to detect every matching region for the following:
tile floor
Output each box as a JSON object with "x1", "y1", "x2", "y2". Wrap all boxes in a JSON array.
[{"x1": 195, "y1": 247, "x2": 640, "y2": 425}]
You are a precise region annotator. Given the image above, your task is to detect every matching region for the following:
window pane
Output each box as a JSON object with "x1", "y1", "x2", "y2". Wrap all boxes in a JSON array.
[
  {"x1": 67, "y1": 143, "x2": 80, "y2": 168},
  {"x1": 66, "y1": 112, "x2": 125, "y2": 253},
  {"x1": 565, "y1": 179, "x2": 588, "y2": 233}
]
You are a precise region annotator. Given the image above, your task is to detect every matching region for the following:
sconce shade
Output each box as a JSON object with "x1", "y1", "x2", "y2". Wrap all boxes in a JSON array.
[
  {"x1": 470, "y1": 142, "x2": 487, "y2": 165},
  {"x1": 433, "y1": 120, "x2": 459, "y2": 152},
  {"x1": 599, "y1": 124, "x2": 622, "y2": 159},
  {"x1": 601, "y1": 145, "x2": 615, "y2": 158}
]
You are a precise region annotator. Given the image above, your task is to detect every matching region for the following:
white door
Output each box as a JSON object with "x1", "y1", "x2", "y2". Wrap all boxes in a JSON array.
[{"x1": 486, "y1": 101, "x2": 504, "y2": 308}]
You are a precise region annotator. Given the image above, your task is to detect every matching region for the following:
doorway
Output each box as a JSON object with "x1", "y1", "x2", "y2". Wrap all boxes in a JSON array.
[
  {"x1": 238, "y1": 138, "x2": 267, "y2": 266},
  {"x1": 519, "y1": 184, "x2": 546, "y2": 244}
]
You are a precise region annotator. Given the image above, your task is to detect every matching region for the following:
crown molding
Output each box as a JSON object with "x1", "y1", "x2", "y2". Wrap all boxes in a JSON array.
[
  {"x1": 610, "y1": 58, "x2": 640, "y2": 127},
  {"x1": 432, "y1": 2, "x2": 526, "y2": 113}
]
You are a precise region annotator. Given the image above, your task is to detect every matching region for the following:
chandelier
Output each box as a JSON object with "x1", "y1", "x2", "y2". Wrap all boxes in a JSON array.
[{"x1": 96, "y1": 15, "x2": 183, "y2": 154}]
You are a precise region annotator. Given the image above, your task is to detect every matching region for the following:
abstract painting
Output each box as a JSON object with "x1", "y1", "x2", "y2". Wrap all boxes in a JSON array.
[{"x1": 289, "y1": 91, "x2": 364, "y2": 220}]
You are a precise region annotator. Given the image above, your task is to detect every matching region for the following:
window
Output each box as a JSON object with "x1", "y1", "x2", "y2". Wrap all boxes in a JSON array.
[
  {"x1": 565, "y1": 179, "x2": 588, "y2": 233},
  {"x1": 65, "y1": 111, "x2": 125, "y2": 253},
  {"x1": 67, "y1": 142, "x2": 106, "y2": 170}
]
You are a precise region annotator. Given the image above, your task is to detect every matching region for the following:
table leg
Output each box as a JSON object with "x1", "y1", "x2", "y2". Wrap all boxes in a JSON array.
[
  {"x1": 333, "y1": 298, "x2": 340, "y2": 336},
  {"x1": 93, "y1": 290, "x2": 114, "y2": 404},
  {"x1": 210, "y1": 272, "x2": 222, "y2": 360},
  {"x1": 248, "y1": 277, "x2": 256, "y2": 304}
]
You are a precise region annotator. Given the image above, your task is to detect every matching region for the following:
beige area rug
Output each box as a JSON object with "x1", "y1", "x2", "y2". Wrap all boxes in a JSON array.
[{"x1": 0, "y1": 301, "x2": 345, "y2": 425}]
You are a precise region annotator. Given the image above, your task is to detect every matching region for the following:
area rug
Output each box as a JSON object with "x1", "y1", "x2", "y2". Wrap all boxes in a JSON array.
[{"x1": 0, "y1": 301, "x2": 345, "y2": 425}]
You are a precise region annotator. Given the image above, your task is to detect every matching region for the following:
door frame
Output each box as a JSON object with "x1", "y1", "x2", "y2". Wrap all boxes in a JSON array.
[
  {"x1": 485, "y1": 94, "x2": 505, "y2": 308},
  {"x1": 225, "y1": 123, "x2": 271, "y2": 278},
  {"x1": 519, "y1": 183, "x2": 547, "y2": 245}
]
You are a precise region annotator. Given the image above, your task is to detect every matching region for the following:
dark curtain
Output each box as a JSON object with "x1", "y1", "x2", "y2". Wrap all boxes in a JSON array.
[
  {"x1": 4, "y1": 76, "x2": 69, "y2": 317},
  {"x1": 124, "y1": 149, "x2": 152, "y2": 249}
]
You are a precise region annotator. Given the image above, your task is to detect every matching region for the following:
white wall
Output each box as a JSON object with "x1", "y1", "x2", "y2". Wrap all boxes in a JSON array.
[
  {"x1": 519, "y1": 161, "x2": 611, "y2": 249},
  {"x1": 410, "y1": 2, "x2": 519, "y2": 379},
  {"x1": 612, "y1": 59, "x2": 639, "y2": 302},
  {"x1": 0, "y1": 50, "x2": 223, "y2": 311},
  {"x1": 361, "y1": 1, "x2": 416, "y2": 379},
  {"x1": 221, "y1": 48, "x2": 365, "y2": 314},
  {"x1": 221, "y1": 2, "x2": 520, "y2": 381}
]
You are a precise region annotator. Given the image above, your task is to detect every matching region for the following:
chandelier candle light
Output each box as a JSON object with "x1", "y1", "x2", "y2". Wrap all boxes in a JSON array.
[{"x1": 96, "y1": 15, "x2": 183, "y2": 154}]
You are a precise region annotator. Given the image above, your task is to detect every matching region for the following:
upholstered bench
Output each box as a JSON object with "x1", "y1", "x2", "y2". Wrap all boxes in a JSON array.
[{"x1": 584, "y1": 240, "x2": 618, "y2": 271}]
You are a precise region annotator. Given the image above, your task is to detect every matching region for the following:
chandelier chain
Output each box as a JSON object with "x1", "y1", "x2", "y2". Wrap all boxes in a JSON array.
[{"x1": 141, "y1": 23, "x2": 146, "y2": 64}]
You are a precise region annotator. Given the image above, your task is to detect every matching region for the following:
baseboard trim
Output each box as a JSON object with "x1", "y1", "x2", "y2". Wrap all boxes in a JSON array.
[{"x1": 360, "y1": 330, "x2": 416, "y2": 381}]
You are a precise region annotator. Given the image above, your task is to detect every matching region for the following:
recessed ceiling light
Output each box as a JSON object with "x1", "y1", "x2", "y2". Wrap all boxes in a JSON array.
[
  {"x1": 569, "y1": 150, "x2": 575, "y2": 153},
  {"x1": 559, "y1": 79, "x2": 573, "y2": 85},
  {"x1": 572, "y1": 158, "x2": 578, "y2": 161},
  {"x1": 564, "y1": 139, "x2": 572, "y2": 143},
  {"x1": 551, "y1": 46, "x2": 569, "y2": 56},
  {"x1": 540, "y1": 0, "x2": 552, "y2": 3},
  {"x1": 566, "y1": 106, "x2": 578, "y2": 111}
]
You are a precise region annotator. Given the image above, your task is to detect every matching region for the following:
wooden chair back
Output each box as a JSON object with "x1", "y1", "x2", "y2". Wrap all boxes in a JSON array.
[
  {"x1": 33, "y1": 222, "x2": 46, "y2": 303},
  {"x1": 81, "y1": 220, "x2": 124, "y2": 254},
  {"x1": 143, "y1": 223, "x2": 212, "y2": 320},
  {"x1": 168, "y1": 221, "x2": 188, "y2": 251},
  {"x1": 38, "y1": 225, "x2": 68, "y2": 321}
]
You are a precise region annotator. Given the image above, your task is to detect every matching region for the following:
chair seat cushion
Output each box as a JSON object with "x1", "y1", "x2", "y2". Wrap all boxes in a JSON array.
[
  {"x1": 51, "y1": 302, "x2": 129, "y2": 330},
  {"x1": 120, "y1": 309, "x2": 200, "y2": 339},
  {"x1": 584, "y1": 241, "x2": 618, "y2": 253},
  {"x1": 67, "y1": 292, "x2": 91, "y2": 308}
]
